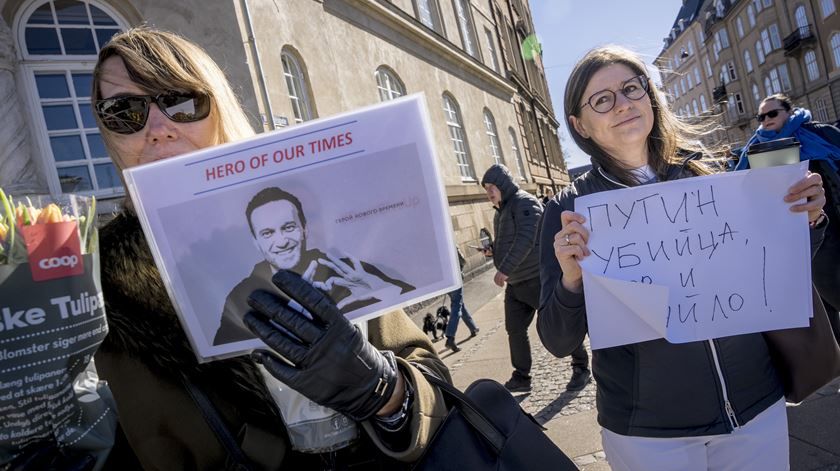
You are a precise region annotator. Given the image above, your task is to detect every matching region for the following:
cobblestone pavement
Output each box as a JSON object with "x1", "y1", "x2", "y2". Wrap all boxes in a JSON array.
[{"x1": 445, "y1": 315, "x2": 597, "y2": 425}]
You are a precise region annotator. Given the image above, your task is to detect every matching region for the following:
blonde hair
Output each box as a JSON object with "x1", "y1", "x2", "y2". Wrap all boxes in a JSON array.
[
  {"x1": 564, "y1": 45, "x2": 723, "y2": 185},
  {"x1": 92, "y1": 26, "x2": 254, "y2": 165}
]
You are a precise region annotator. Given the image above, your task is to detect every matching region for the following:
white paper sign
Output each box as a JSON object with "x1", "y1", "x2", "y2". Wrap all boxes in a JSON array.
[
  {"x1": 575, "y1": 162, "x2": 812, "y2": 349},
  {"x1": 124, "y1": 94, "x2": 459, "y2": 362}
]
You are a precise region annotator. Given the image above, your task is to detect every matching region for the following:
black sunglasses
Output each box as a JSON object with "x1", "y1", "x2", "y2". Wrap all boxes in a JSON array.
[
  {"x1": 755, "y1": 108, "x2": 786, "y2": 122},
  {"x1": 94, "y1": 92, "x2": 211, "y2": 134}
]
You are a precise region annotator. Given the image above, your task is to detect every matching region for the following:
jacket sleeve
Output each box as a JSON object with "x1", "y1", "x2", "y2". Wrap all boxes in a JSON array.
[
  {"x1": 362, "y1": 309, "x2": 450, "y2": 462},
  {"x1": 537, "y1": 192, "x2": 589, "y2": 358},
  {"x1": 497, "y1": 195, "x2": 544, "y2": 276}
]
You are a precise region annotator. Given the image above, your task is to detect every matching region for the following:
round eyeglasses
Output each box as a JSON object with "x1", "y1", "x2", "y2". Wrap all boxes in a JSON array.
[{"x1": 580, "y1": 75, "x2": 650, "y2": 114}]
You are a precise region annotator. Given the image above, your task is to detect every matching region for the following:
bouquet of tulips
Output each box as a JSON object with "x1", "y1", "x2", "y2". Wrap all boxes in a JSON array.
[
  {"x1": 0, "y1": 189, "x2": 116, "y2": 470},
  {"x1": 0, "y1": 189, "x2": 96, "y2": 265}
]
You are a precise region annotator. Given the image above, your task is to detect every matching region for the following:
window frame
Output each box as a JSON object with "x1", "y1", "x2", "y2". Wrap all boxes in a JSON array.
[
  {"x1": 442, "y1": 93, "x2": 475, "y2": 181},
  {"x1": 508, "y1": 127, "x2": 526, "y2": 181},
  {"x1": 414, "y1": 0, "x2": 445, "y2": 34},
  {"x1": 281, "y1": 49, "x2": 315, "y2": 124},
  {"x1": 805, "y1": 50, "x2": 820, "y2": 81},
  {"x1": 15, "y1": 0, "x2": 129, "y2": 198},
  {"x1": 821, "y1": 0, "x2": 836, "y2": 18},
  {"x1": 374, "y1": 65, "x2": 406, "y2": 101},
  {"x1": 482, "y1": 109, "x2": 504, "y2": 166},
  {"x1": 452, "y1": 0, "x2": 480, "y2": 59}
]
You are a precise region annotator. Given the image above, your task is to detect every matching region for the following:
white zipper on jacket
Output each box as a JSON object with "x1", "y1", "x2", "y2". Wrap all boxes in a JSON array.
[
  {"x1": 598, "y1": 166, "x2": 740, "y2": 429},
  {"x1": 707, "y1": 339, "x2": 741, "y2": 430}
]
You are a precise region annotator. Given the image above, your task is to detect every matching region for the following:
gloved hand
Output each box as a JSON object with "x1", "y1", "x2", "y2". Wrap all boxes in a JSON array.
[{"x1": 244, "y1": 269, "x2": 400, "y2": 422}]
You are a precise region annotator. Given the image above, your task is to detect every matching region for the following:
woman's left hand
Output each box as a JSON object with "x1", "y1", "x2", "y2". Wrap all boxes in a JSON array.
[{"x1": 785, "y1": 171, "x2": 825, "y2": 224}]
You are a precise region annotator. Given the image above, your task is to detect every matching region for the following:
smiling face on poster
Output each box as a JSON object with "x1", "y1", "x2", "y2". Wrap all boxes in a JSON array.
[{"x1": 124, "y1": 95, "x2": 459, "y2": 361}]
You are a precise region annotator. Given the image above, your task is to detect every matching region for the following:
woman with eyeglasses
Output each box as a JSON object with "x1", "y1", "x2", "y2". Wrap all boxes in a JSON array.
[
  {"x1": 736, "y1": 94, "x2": 840, "y2": 344},
  {"x1": 91, "y1": 27, "x2": 449, "y2": 469},
  {"x1": 537, "y1": 46, "x2": 826, "y2": 470}
]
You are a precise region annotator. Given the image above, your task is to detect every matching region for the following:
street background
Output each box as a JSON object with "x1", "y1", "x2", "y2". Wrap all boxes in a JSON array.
[{"x1": 410, "y1": 266, "x2": 840, "y2": 470}]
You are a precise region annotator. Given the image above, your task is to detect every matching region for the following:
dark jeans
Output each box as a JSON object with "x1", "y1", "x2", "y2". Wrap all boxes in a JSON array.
[
  {"x1": 445, "y1": 287, "x2": 477, "y2": 338},
  {"x1": 505, "y1": 277, "x2": 588, "y2": 378}
]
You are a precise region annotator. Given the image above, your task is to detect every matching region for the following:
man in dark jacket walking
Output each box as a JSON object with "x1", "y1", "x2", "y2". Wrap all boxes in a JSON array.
[{"x1": 481, "y1": 164, "x2": 590, "y2": 392}]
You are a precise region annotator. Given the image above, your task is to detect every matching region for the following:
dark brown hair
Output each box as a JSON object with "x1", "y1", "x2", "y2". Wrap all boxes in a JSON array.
[{"x1": 564, "y1": 45, "x2": 720, "y2": 185}]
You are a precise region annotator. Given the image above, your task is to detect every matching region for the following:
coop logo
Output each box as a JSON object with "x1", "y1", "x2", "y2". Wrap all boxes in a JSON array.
[
  {"x1": 21, "y1": 221, "x2": 84, "y2": 282},
  {"x1": 38, "y1": 255, "x2": 79, "y2": 270}
]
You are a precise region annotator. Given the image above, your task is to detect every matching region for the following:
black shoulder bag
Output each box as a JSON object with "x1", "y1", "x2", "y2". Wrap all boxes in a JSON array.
[{"x1": 412, "y1": 368, "x2": 578, "y2": 471}]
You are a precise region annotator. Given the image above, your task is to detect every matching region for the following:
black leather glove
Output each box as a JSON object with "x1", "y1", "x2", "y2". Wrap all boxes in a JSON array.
[{"x1": 244, "y1": 269, "x2": 400, "y2": 422}]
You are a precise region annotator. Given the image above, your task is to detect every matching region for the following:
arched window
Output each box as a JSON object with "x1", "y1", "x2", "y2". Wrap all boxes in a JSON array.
[
  {"x1": 736, "y1": 17, "x2": 744, "y2": 38},
  {"x1": 756, "y1": 40, "x2": 765, "y2": 64},
  {"x1": 831, "y1": 34, "x2": 840, "y2": 69},
  {"x1": 692, "y1": 99, "x2": 699, "y2": 115},
  {"x1": 744, "y1": 50, "x2": 753, "y2": 73},
  {"x1": 795, "y1": 6, "x2": 809, "y2": 32},
  {"x1": 752, "y1": 83, "x2": 761, "y2": 103},
  {"x1": 281, "y1": 50, "x2": 314, "y2": 124},
  {"x1": 442, "y1": 94, "x2": 475, "y2": 180},
  {"x1": 17, "y1": 0, "x2": 126, "y2": 197},
  {"x1": 700, "y1": 94, "x2": 708, "y2": 111},
  {"x1": 375, "y1": 66, "x2": 405, "y2": 101},
  {"x1": 805, "y1": 50, "x2": 820, "y2": 81},
  {"x1": 764, "y1": 76, "x2": 773, "y2": 96},
  {"x1": 482, "y1": 109, "x2": 504, "y2": 166},
  {"x1": 747, "y1": 5, "x2": 756, "y2": 27},
  {"x1": 508, "y1": 127, "x2": 526, "y2": 180}
]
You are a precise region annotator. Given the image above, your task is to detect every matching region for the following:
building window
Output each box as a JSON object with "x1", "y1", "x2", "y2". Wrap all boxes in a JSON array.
[
  {"x1": 281, "y1": 51, "x2": 314, "y2": 124},
  {"x1": 744, "y1": 50, "x2": 753, "y2": 73},
  {"x1": 687, "y1": 40, "x2": 695, "y2": 56},
  {"x1": 805, "y1": 50, "x2": 820, "y2": 81},
  {"x1": 415, "y1": 0, "x2": 443, "y2": 33},
  {"x1": 747, "y1": 5, "x2": 756, "y2": 27},
  {"x1": 484, "y1": 27, "x2": 499, "y2": 72},
  {"x1": 508, "y1": 128, "x2": 526, "y2": 180},
  {"x1": 375, "y1": 66, "x2": 405, "y2": 101},
  {"x1": 442, "y1": 94, "x2": 475, "y2": 180},
  {"x1": 700, "y1": 94, "x2": 708, "y2": 111},
  {"x1": 821, "y1": 0, "x2": 836, "y2": 18},
  {"x1": 716, "y1": 1, "x2": 725, "y2": 17},
  {"x1": 483, "y1": 109, "x2": 504, "y2": 166},
  {"x1": 769, "y1": 24, "x2": 782, "y2": 50},
  {"x1": 832, "y1": 34, "x2": 840, "y2": 68},
  {"x1": 768, "y1": 68, "x2": 782, "y2": 94},
  {"x1": 727, "y1": 61, "x2": 737, "y2": 81},
  {"x1": 764, "y1": 76, "x2": 773, "y2": 96},
  {"x1": 763, "y1": 0, "x2": 773, "y2": 7},
  {"x1": 687, "y1": 74, "x2": 693, "y2": 90},
  {"x1": 705, "y1": 57, "x2": 713, "y2": 77},
  {"x1": 694, "y1": 67, "x2": 701, "y2": 85},
  {"x1": 816, "y1": 98, "x2": 829, "y2": 121},
  {"x1": 736, "y1": 17, "x2": 745, "y2": 38},
  {"x1": 692, "y1": 99, "x2": 699, "y2": 115},
  {"x1": 734, "y1": 93, "x2": 745, "y2": 114},
  {"x1": 752, "y1": 83, "x2": 761, "y2": 103},
  {"x1": 753, "y1": 0, "x2": 763, "y2": 12},
  {"x1": 761, "y1": 28, "x2": 772, "y2": 54},
  {"x1": 756, "y1": 40, "x2": 766, "y2": 64},
  {"x1": 795, "y1": 6, "x2": 809, "y2": 31},
  {"x1": 19, "y1": 0, "x2": 125, "y2": 197},
  {"x1": 453, "y1": 0, "x2": 478, "y2": 57},
  {"x1": 778, "y1": 64, "x2": 791, "y2": 90}
]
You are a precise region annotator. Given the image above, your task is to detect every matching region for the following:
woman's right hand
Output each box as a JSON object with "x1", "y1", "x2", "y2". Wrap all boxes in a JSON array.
[{"x1": 555, "y1": 210, "x2": 591, "y2": 293}]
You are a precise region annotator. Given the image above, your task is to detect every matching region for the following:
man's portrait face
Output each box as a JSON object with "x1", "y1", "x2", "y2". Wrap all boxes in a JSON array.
[{"x1": 250, "y1": 199, "x2": 306, "y2": 271}]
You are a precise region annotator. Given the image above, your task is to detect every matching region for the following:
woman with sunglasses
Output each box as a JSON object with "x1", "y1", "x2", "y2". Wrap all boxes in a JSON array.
[
  {"x1": 91, "y1": 27, "x2": 449, "y2": 469},
  {"x1": 736, "y1": 94, "x2": 840, "y2": 344},
  {"x1": 537, "y1": 46, "x2": 826, "y2": 470}
]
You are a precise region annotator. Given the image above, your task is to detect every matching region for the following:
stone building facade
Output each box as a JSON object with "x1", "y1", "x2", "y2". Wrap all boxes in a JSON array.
[
  {"x1": 0, "y1": 0, "x2": 567, "y2": 274},
  {"x1": 658, "y1": 0, "x2": 840, "y2": 154}
]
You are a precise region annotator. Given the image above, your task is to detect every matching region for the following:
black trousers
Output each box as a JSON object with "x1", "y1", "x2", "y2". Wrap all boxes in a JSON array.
[{"x1": 505, "y1": 277, "x2": 589, "y2": 377}]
